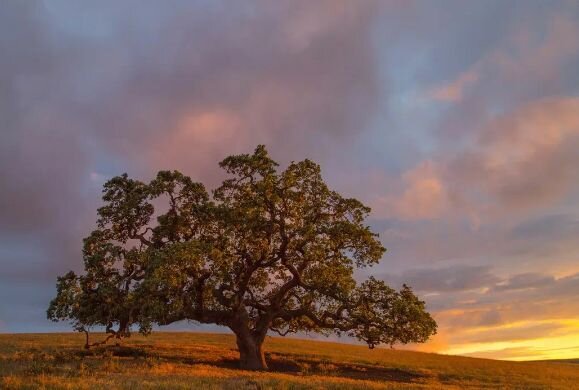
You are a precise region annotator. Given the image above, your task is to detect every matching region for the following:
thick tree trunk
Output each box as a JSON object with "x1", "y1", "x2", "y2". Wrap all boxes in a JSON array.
[{"x1": 236, "y1": 333, "x2": 267, "y2": 370}]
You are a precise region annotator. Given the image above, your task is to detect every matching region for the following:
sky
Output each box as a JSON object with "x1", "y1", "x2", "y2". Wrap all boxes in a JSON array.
[{"x1": 1, "y1": 0, "x2": 579, "y2": 361}]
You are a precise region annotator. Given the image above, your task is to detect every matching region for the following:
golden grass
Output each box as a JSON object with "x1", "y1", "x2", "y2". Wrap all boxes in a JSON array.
[{"x1": 0, "y1": 332, "x2": 577, "y2": 389}]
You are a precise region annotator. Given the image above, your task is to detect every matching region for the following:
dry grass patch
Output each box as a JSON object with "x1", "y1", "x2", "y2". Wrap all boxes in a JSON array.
[{"x1": 0, "y1": 333, "x2": 577, "y2": 389}]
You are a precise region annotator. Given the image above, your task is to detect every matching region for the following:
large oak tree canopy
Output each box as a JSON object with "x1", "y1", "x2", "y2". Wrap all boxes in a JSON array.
[{"x1": 48, "y1": 145, "x2": 437, "y2": 370}]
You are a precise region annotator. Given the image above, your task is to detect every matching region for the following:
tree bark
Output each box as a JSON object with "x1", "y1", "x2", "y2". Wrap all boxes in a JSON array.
[{"x1": 236, "y1": 333, "x2": 267, "y2": 370}]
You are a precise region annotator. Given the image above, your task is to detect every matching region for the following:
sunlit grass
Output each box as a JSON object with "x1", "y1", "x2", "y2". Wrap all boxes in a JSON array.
[{"x1": 1, "y1": 332, "x2": 577, "y2": 389}]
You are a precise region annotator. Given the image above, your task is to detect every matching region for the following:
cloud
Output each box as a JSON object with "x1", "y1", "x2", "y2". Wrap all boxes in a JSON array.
[
  {"x1": 390, "y1": 9, "x2": 579, "y2": 225},
  {"x1": 384, "y1": 264, "x2": 499, "y2": 293},
  {"x1": 428, "y1": 70, "x2": 479, "y2": 102},
  {"x1": 0, "y1": 2, "x2": 91, "y2": 235},
  {"x1": 384, "y1": 260, "x2": 579, "y2": 354},
  {"x1": 488, "y1": 13, "x2": 579, "y2": 93},
  {"x1": 510, "y1": 213, "x2": 579, "y2": 242},
  {"x1": 0, "y1": 0, "x2": 388, "y2": 331},
  {"x1": 493, "y1": 273, "x2": 555, "y2": 292},
  {"x1": 387, "y1": 161, "x2": 450, "y2": 220},
  {"x1": 389, "y1": 97, "x2": 579, "y2": 224},
  {"x1": 419, "y1": 269, "x2": 579, "y2": 355},
  {"x1": 381, "y1": 9, "x2": 579, "y2": 223},
  {"x1": 425, "y1": 10, "x2": 579, "y2": 108},
  {"x1": 375, "y1": 5, "x2": 579, "y2": 358},
  {"x1": 460, "y1": 346, "x2": 541, "y2": 360},
  {"x1": 83, "y1": 0, "x2": 384, "y2": 178},
  {"x1": 450, "y1": 97, "x2": 579, "y2": 214},
  {"x1": 453, "y1": 321, "x2": 571, "y2": 344},
  {"x1": 457, "y1": 336, "x2": 579, "y2": 361}
]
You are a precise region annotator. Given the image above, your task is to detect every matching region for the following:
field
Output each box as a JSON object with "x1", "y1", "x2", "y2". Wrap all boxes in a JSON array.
[{"x1": 1, "y1": 333, "x2": 578, "y2": 389}]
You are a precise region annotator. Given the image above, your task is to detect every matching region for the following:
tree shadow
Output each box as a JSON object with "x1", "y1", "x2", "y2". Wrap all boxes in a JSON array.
[
  {"x1": 266, "y1": 353, "x2": 424, "y2": 383},
  {"x1": 71, "y1": 345, "x2": 424, "y2": 384}
]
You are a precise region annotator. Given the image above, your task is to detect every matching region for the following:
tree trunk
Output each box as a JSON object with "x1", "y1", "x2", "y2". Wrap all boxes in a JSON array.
[
  {"x1": 236, "y1": 333, "x2": 267, "y2": 370},
  {"x1": 84, "y1": 330, "x2": 90, "y2": 350}
]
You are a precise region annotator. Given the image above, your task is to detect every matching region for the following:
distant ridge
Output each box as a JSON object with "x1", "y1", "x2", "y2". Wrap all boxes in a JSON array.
[{"x1": 536, "y1": 358, "x2": 579, "y2": 364}]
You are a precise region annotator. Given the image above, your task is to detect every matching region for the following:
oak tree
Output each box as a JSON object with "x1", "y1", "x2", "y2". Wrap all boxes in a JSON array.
[{"x1": 48, "y1": 145, "x2": 437, "y2": 370}]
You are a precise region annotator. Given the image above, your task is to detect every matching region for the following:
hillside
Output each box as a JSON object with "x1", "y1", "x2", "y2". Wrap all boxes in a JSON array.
[{"x1": 0, "y1": 332, "x2": 577, "y2": 389}]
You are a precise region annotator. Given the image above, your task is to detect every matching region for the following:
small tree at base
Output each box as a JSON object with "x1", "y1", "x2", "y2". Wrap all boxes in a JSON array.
[{"x1": 48, "y1": 145, "x2": 437, "y2": 370}]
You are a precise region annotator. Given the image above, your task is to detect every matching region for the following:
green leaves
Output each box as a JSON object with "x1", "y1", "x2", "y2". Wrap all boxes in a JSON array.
[
  {"x1": 48, "y1": 145, "x2": 436, "y2": 351},
  {"x1": 97, "y1": 174, "x2": 154, "y2": 244},
  {"x1": 47, "y1": 271, "x2": 79, "y2": 323},
  {"x1": 346, "y1": 278, "x2": 437, "y2": 348}
]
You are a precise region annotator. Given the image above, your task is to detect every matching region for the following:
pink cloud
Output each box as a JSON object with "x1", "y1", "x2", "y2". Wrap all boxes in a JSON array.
[
  {"x1": 426, "y1": 13, "x2": 579, "y2": 107},
  {"x1": 451, "y1": 97, "x2": 579, "y2": 216},
  {"x1": 491, "y1": 14, "x2": 579, "y2": 88},
  {"x1": 389, "y1": 161, "x2": 449, "y2": 220},
  {"x1": 389, "y1": 97, "x2": 579, "y2": 223},
  {"x1": 100, "y1": 0, "x2": 385, "y2": 184},
  {"x1": 428, "y1": 69, "x2": 479, "y2": 102}
]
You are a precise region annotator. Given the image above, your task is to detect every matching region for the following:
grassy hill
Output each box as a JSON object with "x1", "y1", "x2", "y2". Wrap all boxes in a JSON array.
[{"x1": 0, "y1": 332, "x2": 577, "y2": 389}]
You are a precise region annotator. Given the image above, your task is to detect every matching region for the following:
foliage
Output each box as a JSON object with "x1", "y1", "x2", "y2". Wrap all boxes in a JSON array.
[{"x1": 48, "y1": 145, "x2": 436, "y2": 369}]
